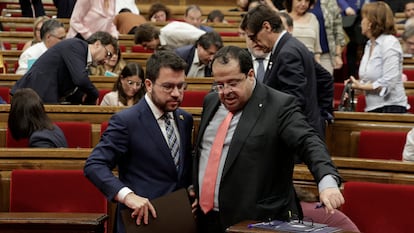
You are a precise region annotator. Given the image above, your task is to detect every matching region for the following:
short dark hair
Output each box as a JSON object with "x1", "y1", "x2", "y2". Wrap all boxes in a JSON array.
[
  {"x1": 8, "y1": 88, "x2": 54, "y2": 140},
  {"x1": 212, "y1": 46, "x2": 253, "y2": 75},
  {"x1": 146, "y1": 50, "x2": 187, "y2": 82},
  {"x1": 119, "y1": 8, "x2": 132, "y2": 13},
  {"x1": 284, "y1": 0, "x2": 315, "y2": 12},
  {"x1": 40, "y1": 19, "x2": 64, "y2": 40},
  {"x1": 134, "y1": 23, "x2": 160, "y2": 44},
  {"x1": 148, "y1": 3, "x2": 171, "y2": 21},
  {"x1": 87, "y1": 31, "x2": 119, "y2": 52},
  {"x1": 196, "y1": 31, "x2": 223, "y2": 50},
  {"x1": 278, "y1": 11, "x2": 293, "y2": 28},
  {"x1": 207, "y1": 9, "x2": 224, "y2": 22},
  {"x1": 115, "y1": 62, "x2": 146, "y2": 105},
  {"x1": 185, "y1": 5, "x2": 202, "y2": 16},
  {"x1": 240, "y1": 4, "x2": 284, "y2": 35}
]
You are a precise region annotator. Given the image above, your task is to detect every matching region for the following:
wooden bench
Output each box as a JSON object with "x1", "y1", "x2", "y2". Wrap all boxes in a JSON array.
[{"x1": 0, "y1": 16, "x2": 69, "y2": 31}]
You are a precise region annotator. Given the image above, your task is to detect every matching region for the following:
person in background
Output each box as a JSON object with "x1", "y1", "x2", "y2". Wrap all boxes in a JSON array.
[
  {"x1": 345, "y1": 2, "x2": 408, "y2": 113},
  {"x1": 67, "y1": 0, "x2": 118, "y2": 40},
  {"x1": 184, "y1": 5, "x2": 213, "y2": 32},
  {"x1": 16, "y1": 19, "x2": 66, "y2": 75},
  {"x1": 8, "y1": 88, "x2": 68, "y2": 148},
  {"x1": 403, "y1": 26, "x2": 414, "y2": 55},
  {"x1": 279, "y1": 11, "x2": 293, "y2": 32},
  {"x1": 403, "y1": 128, "x2": 414, "y2": 161},
  {"x1": 175, "y1": 31, "x2": 223, "y2": 77},
  {"x1": 90, "y1": 48, "x2": 126, "y2": 76},
  {"x1": 285, "y1": 0, "x2": 321, "y2": 63},
  {"x1": 11, "y1": 31, "x2": 118, "y2": 105},
  {"x1": 116, "y1": 0, "x2": 139, "y2": 15},
  {"x1": 100, "y1": 62, "x2": 145, "y2": 106},
  {"x1": 147, "y1": 3, "x2": 171, "y2": 23},
  {"x1": 19, "y1": 0, "x2": 45, "y2": 17},
  {"x1": 113, "y1": 8, "x2": 146, "y2": 35},
  {"x1": 204, "y1": 10, "x2": 228, "y2": 23},
  {"x1": 84, "y1": 51, "x2": 194, "y2": 233},
  {"x1": 22, "y1": 16, "x2": 49, "y2": 52},
  {"x1": 134, "y1": 22, "x2": 205, "y2": 50},
  {"x1": 194, "y1": 46, "x2": 343, "y2": 233},
  {"x1": 398, "y1": 1, "x2": 414, "y2": 24},
  {"x1": 309, "y1": 0, "x2": 345, "y2": 75},
  {"x1": 53, "y1": 0, "x2": 77, "y2": 18}
]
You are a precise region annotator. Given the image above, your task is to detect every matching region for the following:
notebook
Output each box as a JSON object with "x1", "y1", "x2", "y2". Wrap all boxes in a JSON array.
[{"x1": 121, "y1": 188, "x2": 197, "y2": 233}]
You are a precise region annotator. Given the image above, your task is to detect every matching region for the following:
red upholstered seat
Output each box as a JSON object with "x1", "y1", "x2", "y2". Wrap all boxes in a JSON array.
[
  {"x1": 333, "y1": 82, "x2": 345, "y2": 109},
  {"x1": 358, "y1": 130, "x2": 407, "y2": 160},
  {"x1": 181, "y1": 90, "x2": 209, "y2": 107},
  {"x1": 219, "y1": 31, "x2": 239, "y2": 37},
  {"x1": 55, "y1": 121, "x2": 92, "y2": 148},
  {"x1": 101, "y1": 121, "x2": 109, "y2": 135},
  {"x1": 10, "y1": 169, "x2": 107, "y2": 216},
  {"x1": 404, "y1": 69, "x2": 414, "y2": 81},
  {"x1": 131, "y1": 45, "x2": 154, "y2": 53},
  {"x1": 6, "y1": 128, "x2": 29, "y2": 147},
  {"x1": 0, "y1": 86, "x2": 10, "y2": 103},
  {"x1": 98, "y1": 89, "x2": 111, "y2": 105},
  {"x1": 341, "y1": 181, "x2": 414, "y2": 233}
]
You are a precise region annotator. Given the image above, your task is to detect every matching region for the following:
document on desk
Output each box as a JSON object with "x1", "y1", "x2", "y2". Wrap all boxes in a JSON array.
[
  {"x1": 121, "y1": 188, "x2": 197, "y2": 233},
  {"x1": 249, "y1": 220, "x2": 341, "y2": 233}
]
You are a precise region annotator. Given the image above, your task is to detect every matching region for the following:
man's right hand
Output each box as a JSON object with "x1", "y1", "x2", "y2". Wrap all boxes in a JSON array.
[{"x1": 124, "y1": 193, "x2": 157, "y2": 225}]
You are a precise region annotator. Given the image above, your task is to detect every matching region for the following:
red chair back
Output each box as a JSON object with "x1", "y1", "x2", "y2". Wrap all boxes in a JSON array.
[
  {"x1": 358, "y1": 130, "x2": 407, "y2": 160},
  {"x1": 404, "y1": 69, "x2": 414, "y2": 81},
  {"x1": 341, "y1": 181, "x2": 414, "y2": 233},
  {"x1": 355, "y1": 94, "x2": 365, "y2": 112},
  {"x1": 101, "y1": 121, "x2": 109, "y2": 135},
  {"x1": 131, "y1": 45, "x2": 154, "y2": 53},
  {"x1": 0, "y1": 86, "x2": 10, "y2": 103},
  {"x1": 334, "y1": 83, "x2": 345, "y2": 109},
  {"x1": 55, "y1": 121, "x2": 92, "y2": 148},
  {"x1": 10, "y1": 169, "x2": 107, "y2": 213},
  {"x1": 98, "y1": 89, "x2": 111, "y2": 105},
  {"x1": 6, "y1": 128, "x2": 29, "y2": 147},
  {"x1": 181, "y1": 90, "x2": 209, "y2": 107}
]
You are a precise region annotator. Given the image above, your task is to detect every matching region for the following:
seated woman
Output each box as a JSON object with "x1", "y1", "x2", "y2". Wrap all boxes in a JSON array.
[
  {"x1": 89, "y1": 49, "x2": 126, "y2": 76},
  {"x1": 8, "y1": 88, "x2": 68, "y2": 148},
  {"x1": 100, "y1": 62, "x2": 145, "y2": 106},
  {"x1": 22, "y1": 16, "x2": 49, "y2": 51},
  {"x1": 147, "y1": 2, "x2": 171, "y2": 22}
]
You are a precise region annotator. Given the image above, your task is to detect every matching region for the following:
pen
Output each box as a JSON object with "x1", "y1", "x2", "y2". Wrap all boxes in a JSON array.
[
  {"x1": 315, "y1": 203, "x2": 325, "y2": 209},
  {"x1": 247, "y1": 222, "x2": 266, "y2": 228}
]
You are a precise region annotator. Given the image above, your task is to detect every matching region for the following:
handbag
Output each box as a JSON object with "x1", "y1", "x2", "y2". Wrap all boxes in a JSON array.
[{"x1": 338, "y1": 82, "x2": 355, "y2": 111}]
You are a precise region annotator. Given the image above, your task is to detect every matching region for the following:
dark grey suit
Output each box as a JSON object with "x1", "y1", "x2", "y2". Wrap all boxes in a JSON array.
[
  {"x1": 194, "y1": 81, "x2": 341, "y2": 231},
  {"x1": 11, "y1": 38, "x2": 99, "y2": 104}
]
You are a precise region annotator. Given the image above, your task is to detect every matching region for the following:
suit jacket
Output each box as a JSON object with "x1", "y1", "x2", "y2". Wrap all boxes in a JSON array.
[
  {"x1": 29, "y1": 125, "x2": 68, "y2": 148},
  {"x1": 175, "y1": 45, "x2": 212, "y2": 77},
  {"x1": 194, "y1": 82, "x2": 340, "y2": 229},
  {"x1": 11, "y1": 38, "x2": 99, "y2": 104},
  {"x1": 84, "y1": 98, "x2": 193, "y2": 233},
  {"x1": 264, "y1": 33, "x2": 324, "y2": 137}
]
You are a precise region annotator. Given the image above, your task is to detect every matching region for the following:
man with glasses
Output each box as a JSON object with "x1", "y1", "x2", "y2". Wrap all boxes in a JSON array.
[
  {"x1": 85, "y1": 51, "x2": 194, "y2": 233},
  {"x1": 240, "y1": 5, "x2": 327, "y2": 139},
  {"x1": 194, "y1": 46, "x2": 343, "y2": 233},
  {"x1": 16, "y1": 19, "x2": 66, "y2": 75},
  {"x1": 11, "y1": 31, "x2": 117, "y2": 104}
]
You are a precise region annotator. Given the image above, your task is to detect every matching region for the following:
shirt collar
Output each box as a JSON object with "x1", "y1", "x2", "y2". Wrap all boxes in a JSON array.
[
  {"x1": 87, "y1": 45, "x2": 93, "y2": 67},
  {"x1": 193, "y1": 48, "x2": 202, "y2": 66}
]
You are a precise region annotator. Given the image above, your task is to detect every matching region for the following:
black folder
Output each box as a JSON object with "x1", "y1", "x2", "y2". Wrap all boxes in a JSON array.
[{"x1": 121, "y1": 188, "x2": 197, "y2": 233}]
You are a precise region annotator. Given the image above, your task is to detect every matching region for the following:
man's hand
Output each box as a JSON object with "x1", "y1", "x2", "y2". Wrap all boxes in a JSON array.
[
  {"x1": 187, "y1": 185, "x2": 198, "y2": 214},
  {"x1": 319, "y1": 187, "x2": 345, "y2": 214},
  {"x1": 124, "y1": 193, "x2": 157, "y2": 225}
]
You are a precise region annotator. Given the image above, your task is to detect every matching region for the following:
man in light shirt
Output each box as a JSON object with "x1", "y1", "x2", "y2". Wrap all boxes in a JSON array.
[{"x1": 16, "y1": 19, "x2": 66, "y2": 75}]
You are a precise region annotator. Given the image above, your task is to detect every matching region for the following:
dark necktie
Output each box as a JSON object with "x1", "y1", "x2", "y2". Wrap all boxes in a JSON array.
[
  {"x1": 162, "y1": 114, "x2": 180, "y2": 170},
  {"x1": 256, "y1": 58, "x2": 265, "y2": 83}
]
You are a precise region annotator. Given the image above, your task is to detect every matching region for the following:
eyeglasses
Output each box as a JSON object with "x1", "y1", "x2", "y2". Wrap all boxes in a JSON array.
[
  {"x1": 103, "y1": 46, "x2": 113, "y2": 58},
  {"x1": 212, "y1": 75, "x2": 247, "y2": 93},
  {"x1": 127, "y1": 80, "x2": 143, "y2": 88},
  {"x1": 154, "y1": 82, "x2": 187, "y2": 93},
  {"x1": 247, "y1": 27, "x2": 263, "y2": 43},
  {"x1": 50, "y1": 34, "x2": 65, "y2": 40}
]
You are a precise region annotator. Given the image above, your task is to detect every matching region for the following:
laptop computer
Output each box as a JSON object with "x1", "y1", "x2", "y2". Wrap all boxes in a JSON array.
[{"x1": 121, "y1": 188, "x2": 197, "y2": 233}]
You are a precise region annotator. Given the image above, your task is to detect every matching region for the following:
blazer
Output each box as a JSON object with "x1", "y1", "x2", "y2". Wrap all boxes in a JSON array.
[
  {"x1": 29, "y1": 125, "x2": 68, "y2": 148},
  {"x1": 11, "y1": 38, "x2": 99, "y2": 104},
  {"x1": 84, "y1": 98, "x2": 193, "y2": 233},
  {"x1": 175, "y1": 45, "x2": 212, "y2": 77},
  {"x1": 264, "y1": 33, "x2": 324, "y2": 137},
  {"x1": 193, "y1": 82, "x2": 340, "y2": 229}
]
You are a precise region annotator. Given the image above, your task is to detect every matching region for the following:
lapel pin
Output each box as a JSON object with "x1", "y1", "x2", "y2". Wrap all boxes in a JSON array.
[
  {"x1": 179, "y1": 115, "x2": 184, "y2": 120},
  {"x1": 259, "y1": 104, "x2": 263, "y2": 108}
]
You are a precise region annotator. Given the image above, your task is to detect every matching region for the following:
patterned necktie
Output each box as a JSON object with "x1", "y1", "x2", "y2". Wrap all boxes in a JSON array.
[
  {"x1": 256, "y1": 58, "x2": 265, "y2": 82},
  {"x1": 199, "y1": 111, "x2": 234, "y2": 213},
  {"x1": 162, "y1": 114, "x2": 180, "y2": 170}
]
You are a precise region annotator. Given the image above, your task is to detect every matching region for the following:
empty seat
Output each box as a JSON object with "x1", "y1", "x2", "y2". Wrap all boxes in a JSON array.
[
  {"x1": 358, "y1": 130, "x2": 407, "y2": 160},
  {"x1": 55, "y1": 121, "x2": 92, "y2": 148},
  {"x1": 181, "y1": 90, "x2": 209, "y2": 107}
]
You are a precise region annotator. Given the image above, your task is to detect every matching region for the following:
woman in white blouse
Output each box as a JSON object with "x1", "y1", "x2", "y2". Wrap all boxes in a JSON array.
[
  {"x1": 346, "y1": 2, "x2": 408, "y2": 113},
  {"x1": 100, "y1": 62, "x2": 145, "y2": 107}
]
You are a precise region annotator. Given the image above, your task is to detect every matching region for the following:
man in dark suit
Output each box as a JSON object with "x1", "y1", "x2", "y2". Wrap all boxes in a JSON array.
[
  {"x1": 11, "y1": 31, "x2": 117, "y2": 104},
  {"x1": 240, "y1": 5, "x2": 328, "y2": 138},
  {"x1": 194, "y1": 46, "x2": 343, "y2": 233},
  {"x1": 175, "y1": 31, "x2": 223, "y2": 77},
  {"x1": 84, "y1": 51, "x2": 194, "y2": 233}
]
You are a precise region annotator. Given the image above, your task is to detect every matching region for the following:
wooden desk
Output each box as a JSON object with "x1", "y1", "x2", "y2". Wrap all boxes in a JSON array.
[
  {"x1": 0, "y1": 212, "x2": 108, "y2": 233},
  {"x1": 227, "y1": 220, "x2": 354, "y2": 233}
]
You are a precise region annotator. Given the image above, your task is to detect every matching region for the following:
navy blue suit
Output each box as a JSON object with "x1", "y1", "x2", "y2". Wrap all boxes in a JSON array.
[
  {"x1": 175, "y1": 45, "x2": 212, "y2": 77},
  {"x1": 11, "y1": 38, "x2": 99, "y2": 104},
  {"x1": 84, "y1": 98, "x2": 193, "y2": 233}
]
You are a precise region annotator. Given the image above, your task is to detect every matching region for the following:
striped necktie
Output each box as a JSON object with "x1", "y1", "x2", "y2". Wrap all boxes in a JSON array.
[{"x1": 162, "y1": 114, "x2": 180, "y2": 170}]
